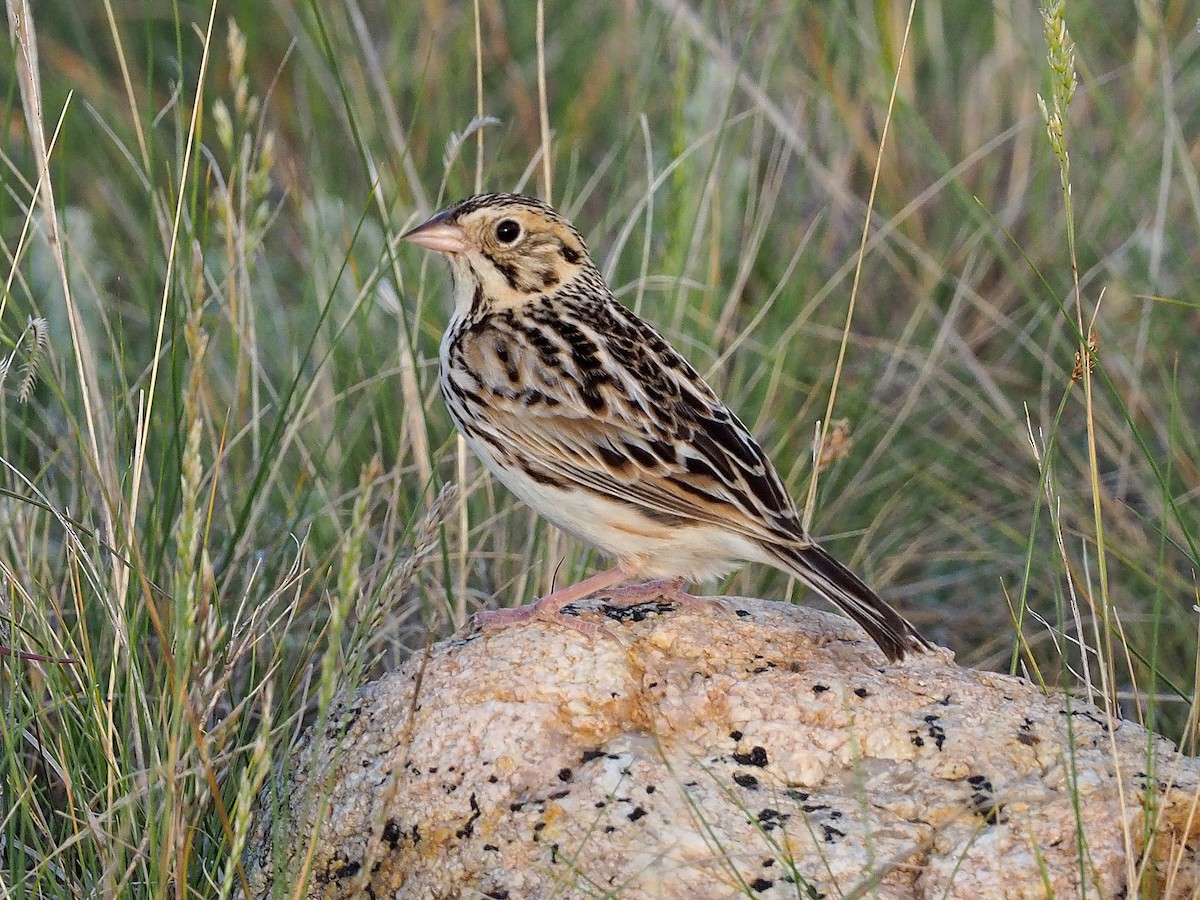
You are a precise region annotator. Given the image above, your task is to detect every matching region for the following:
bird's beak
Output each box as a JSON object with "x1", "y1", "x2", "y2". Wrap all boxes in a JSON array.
[{"x1": 402, "y1": 211, "x2": 470, "y2": 254}]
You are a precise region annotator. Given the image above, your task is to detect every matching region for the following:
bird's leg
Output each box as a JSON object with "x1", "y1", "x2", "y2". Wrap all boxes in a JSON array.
[
  {"x1": 471, "y1": 566, "x2": 632, "y2": 638},
  {"x1": 599, "y1": 577, "x2": 719, "y2": 611}
]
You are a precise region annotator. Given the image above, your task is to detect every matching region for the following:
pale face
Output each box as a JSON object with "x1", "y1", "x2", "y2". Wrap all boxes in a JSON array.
[{"x1": 403, "y1": 195, "x2": 589, "y2": 317}]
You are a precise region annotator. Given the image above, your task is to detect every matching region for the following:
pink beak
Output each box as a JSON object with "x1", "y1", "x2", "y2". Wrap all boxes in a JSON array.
[{"x1": 402, "y1": 210, "x2": 470, "y2": 254}]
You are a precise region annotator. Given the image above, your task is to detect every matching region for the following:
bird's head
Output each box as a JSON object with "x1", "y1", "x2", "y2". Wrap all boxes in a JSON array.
[{"x1": 403, "y1": 193, "x2": 593, "y2": 315}]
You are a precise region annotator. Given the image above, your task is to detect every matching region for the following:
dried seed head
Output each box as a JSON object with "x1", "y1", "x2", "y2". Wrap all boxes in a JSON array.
[
  {"x1": 1071, "y1": 331, "x2": 1098, "y2": 383},
  {"x1": 817, "y1": 419, "x2": 853, "y2": 474}
]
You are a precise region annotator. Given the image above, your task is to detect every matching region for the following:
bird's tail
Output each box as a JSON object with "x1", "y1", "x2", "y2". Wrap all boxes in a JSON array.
[{"x1": 767, "y1": 541, "x2": 931, "y2": 662}]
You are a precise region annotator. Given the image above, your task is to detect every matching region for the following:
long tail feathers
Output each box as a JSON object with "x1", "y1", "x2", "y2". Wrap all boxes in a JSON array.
[{"x1": 769, "y1": 542, "x2": 931, "y2": 662}]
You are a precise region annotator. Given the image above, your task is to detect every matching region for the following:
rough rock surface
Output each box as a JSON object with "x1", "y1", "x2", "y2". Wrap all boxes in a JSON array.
[{"x1": 243, "y1": 596, "x2": 1200, "y2": 898}]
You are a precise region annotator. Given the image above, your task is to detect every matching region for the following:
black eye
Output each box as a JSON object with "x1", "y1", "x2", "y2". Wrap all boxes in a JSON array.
[{"x1": 495, "y1": 219, "x2": 521, "y2": 244}]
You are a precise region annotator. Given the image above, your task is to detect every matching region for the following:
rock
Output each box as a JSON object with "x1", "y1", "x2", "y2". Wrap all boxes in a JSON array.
[{"x1": 242, "y1": 596, "x2": 1200, "y2": 898}]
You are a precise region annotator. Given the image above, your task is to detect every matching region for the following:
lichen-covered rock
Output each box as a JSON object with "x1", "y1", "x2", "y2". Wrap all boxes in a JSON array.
[{"x1": 242, "y1": 596, "x2": 1200, "y2": 898}]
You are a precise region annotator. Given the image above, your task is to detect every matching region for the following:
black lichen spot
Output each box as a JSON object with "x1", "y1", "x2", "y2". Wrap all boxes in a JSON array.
[
  {"x1": 730, "y1": 730, "x2": 744, "y2": 741},
  {"x1": 323, "y1": 701, "x2": 363, "y2": 741},
  {"x1": 382, "y1": 819, "x2": 402, "y2": 849},
  {"x1": 734, "y1": 746, "x2": 769, "y2": 767},
  {"x1": 628, "y1": 806, "x2": 647, "y2": 822},
  {"x1": 604, "y1": 825, "x2": 616, "y2": 833},
  {"x1": 582, "y1": 748, "x2": 606, "y2": 763},
  {"x1": 456, "y1": 793, "x2": 482, "y2": 839},
  {"x1": 923, "y1": 715, "x2": 946, "y2": 751},
  {"x1": 854, "y1": 688, "x2": 869, "y2": 698},
  {"x1": 509, "y1": 801, "x2": 525, "y2": 813},
  {"x1": 484, "y1": 891, "x2": 510, "y2": 900},
  {"x1": 735, "y1": 609, "x2": 752, "y2": 618},
  {"x1": 733, "y1": 773, "x2": 759, "y2": 790},
  {"x1": 968, "y1": 776, "x2": 1006, "y2": 824},
  {"x1": 757, "y1": 808, "x2": 791, "y2": 832},
  {"x1": 333, "y1": 860, "x2": 361, "y2": 880},
  {"x1": 558, "y1": 767, "x2": 573, "y2": 782},
  {"x1": 822, "y1": 824, "x2": 846, "y2": 842},
  {"x1": 977, "y1": 801, "x2": 1006, "y2": 825},
  {"x1": 548, "y1": 789, "x2": 570, "y2": 800},
  {"x1": 600, "y1": 599, "x2": 675, "y2": 623},
  {"x1": 1060, "y1": 708, "x2": 1112, "y2": 731},
  {"x1": 483, "y1": 843, "x2": 499, "y2": 852},
  {"x1": 1017, "y1": 730, "x2": 1040, "y2": 746},
  {"x1": 784, "y1": 789, "x2": 809, "y2": 802},
  {"x1": 488, "y1": 774, "x2": 499, "y2": 783},
  {"x1": 812, "y1": 684, "x2": 829, "y2": 694},
  {"x1": 646, "y1": 785, "x2": 656, "y2": 794},
  {"x1": 750, "y1": 877, "x2": 775, "y2": 892}
]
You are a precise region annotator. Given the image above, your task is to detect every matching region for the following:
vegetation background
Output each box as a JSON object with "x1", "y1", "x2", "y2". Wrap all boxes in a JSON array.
[{"x1": 0, "y1": 0, "x2": 1197, "y2": 894}]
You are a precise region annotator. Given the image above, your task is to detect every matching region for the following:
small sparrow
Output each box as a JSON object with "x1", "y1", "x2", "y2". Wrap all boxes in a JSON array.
[{"x1": 404, "y1": 193, "x2": 929, "y2": 661}]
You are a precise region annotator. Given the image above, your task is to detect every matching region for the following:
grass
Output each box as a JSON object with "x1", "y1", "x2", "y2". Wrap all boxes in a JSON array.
[{"x1": 0, "y1": 0, "x2": 1198, "y2": 894}]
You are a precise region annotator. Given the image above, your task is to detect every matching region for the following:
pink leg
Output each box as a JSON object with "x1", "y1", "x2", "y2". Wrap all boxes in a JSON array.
[
  {"x1": 472, "y1": 566, "x2": 632, "y2": 638},
  {"x1": 601, "y1": 577, "x2": 721, "y2": 611}
]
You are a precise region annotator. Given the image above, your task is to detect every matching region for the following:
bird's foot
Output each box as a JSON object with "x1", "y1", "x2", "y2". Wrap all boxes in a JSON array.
[
  {"x1": 599, "y1": 577, "x2": 723, "y2": 612},
  {"x1": 469, "y1": 566, "x2": 629, "y2": 640},
  {"x1": 471, "y1": 599, "x2": 608, "y2": 639}
]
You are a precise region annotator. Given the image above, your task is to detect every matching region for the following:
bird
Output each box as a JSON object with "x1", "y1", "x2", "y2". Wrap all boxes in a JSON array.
[{"x1": 402, "y1": 192, "x2": 930, "y2": 661}]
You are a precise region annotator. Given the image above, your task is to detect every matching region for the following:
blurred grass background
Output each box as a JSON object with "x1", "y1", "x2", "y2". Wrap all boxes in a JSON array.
[{"x1": 1, "y1": 0, "x2": 1198, "y2": 894}]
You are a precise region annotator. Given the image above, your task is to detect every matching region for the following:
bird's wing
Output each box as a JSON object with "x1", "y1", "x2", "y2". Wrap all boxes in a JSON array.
[{"x1": 455, "y1": 297, "x2": 811, "y2": 548}]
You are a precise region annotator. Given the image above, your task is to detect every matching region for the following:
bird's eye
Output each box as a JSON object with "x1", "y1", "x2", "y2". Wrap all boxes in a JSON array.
[{"x1": 495, "y1": 219, "x2": 521, "y2": 244}]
